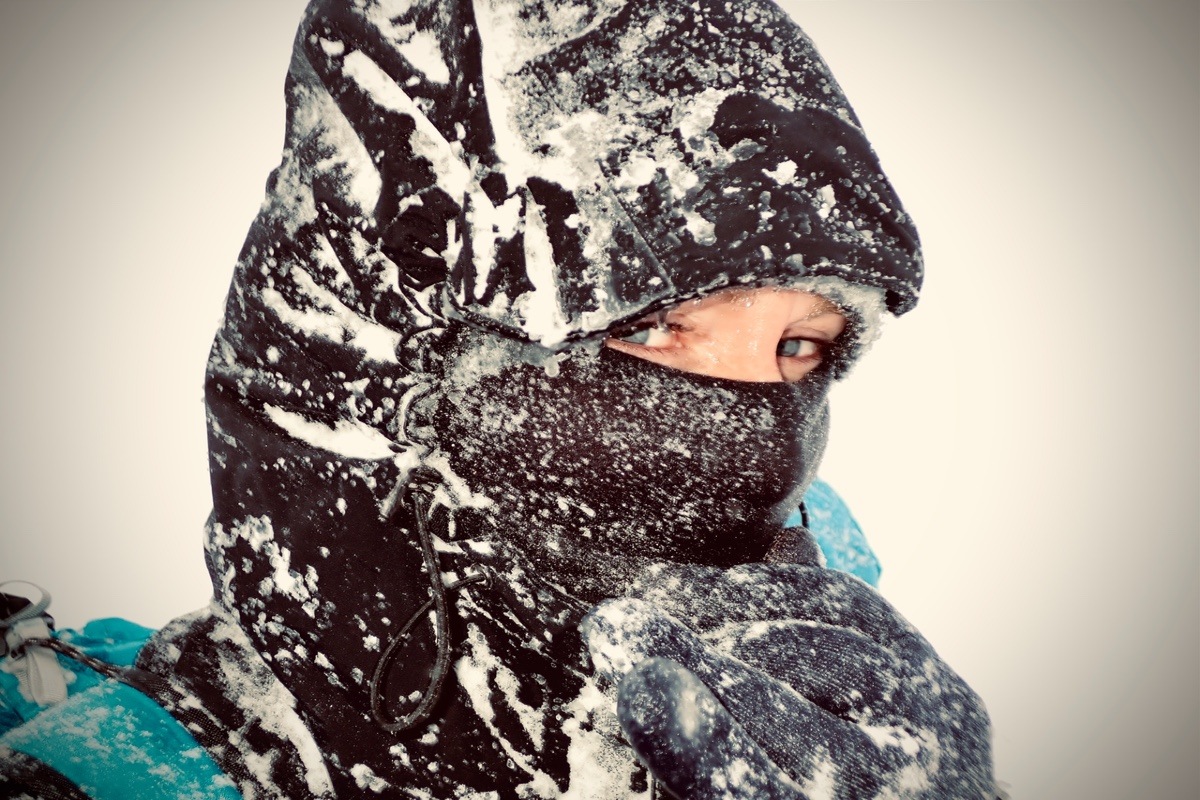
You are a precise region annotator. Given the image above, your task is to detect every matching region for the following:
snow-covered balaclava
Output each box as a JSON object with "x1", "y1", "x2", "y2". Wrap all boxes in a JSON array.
[{"x1": 143, "y1": 0, "x2": 922, "y2": 796}]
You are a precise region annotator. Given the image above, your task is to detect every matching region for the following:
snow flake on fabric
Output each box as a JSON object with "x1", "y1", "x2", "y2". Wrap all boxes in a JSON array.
[
  {"x1": 350, "y1": 761, "x2": 391, "y2": 792},
  {"x1": 263, "y1": 404, "x2": 397, "y2": 461}
]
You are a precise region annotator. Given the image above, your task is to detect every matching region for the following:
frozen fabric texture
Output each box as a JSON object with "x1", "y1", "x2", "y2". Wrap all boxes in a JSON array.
[
  {"x1": 134, "y1": 0, "x2": 934, "y2": 797},
  {"x1": 584, "y1": 564, "x2": 995, "y2": 799},
  {"x1": 445, "y1": 0, "x2": 924, "y2": 345},
  {"x1": 427, "y1": 325, "x2": 833, "y2": 601},
  {"x1": 0, "y1": 751, "x2": 91, "y2": 800}
]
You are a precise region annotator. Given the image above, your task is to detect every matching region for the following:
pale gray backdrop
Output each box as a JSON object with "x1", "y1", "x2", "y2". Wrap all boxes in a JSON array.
[{"x1": 1, "y1": 1, "x2": 1196, "y2": 797}]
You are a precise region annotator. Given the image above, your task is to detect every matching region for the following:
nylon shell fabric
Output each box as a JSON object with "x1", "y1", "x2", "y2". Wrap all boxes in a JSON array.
[{"x1": 134, "y1": 0, "x2": 924, "y2": 797}]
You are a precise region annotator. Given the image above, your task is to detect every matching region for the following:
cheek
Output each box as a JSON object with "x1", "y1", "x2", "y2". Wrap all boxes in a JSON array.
[
  {"x1": 604, "y1": 339, "x2": 684, "y2": 371},
  {"x1": 779, "y1": 359, "x2": 818, "y2": 383}
]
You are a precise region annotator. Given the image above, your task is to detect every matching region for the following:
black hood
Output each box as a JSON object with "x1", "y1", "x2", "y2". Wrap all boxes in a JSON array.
[
  {"x1": 140, "y1": 0, "x2": 923, "y2": 796},
  {"x1": 442, "y1": 0, "x2": 923, "y2": 344}
]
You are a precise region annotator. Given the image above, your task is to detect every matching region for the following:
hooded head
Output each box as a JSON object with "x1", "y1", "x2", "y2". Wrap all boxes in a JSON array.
[{"x1": 196, "y1": 0, "x2": 920, "y2": 793}]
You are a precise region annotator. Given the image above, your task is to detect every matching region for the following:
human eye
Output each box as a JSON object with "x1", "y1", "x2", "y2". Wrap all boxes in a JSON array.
[
  {"x1": 609, "y1": 313, "x2": 679, "y2": 349},
  {"x1": 776, "y1": 337, "x2": 822, "y2": 360}
]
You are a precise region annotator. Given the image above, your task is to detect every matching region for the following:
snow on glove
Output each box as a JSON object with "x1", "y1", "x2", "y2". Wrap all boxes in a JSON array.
[{"x1": 582, "y1": 563, "x2": 996, "y2": 799}]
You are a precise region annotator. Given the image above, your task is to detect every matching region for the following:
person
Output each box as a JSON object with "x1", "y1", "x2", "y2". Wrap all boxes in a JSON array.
[{"x1": 0, "y1": 0, "x2": 997, "y2": 797}]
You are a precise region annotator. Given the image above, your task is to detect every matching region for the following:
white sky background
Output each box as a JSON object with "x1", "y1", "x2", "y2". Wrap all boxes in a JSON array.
[{"x1": 0, "y1": 1, "x2": 1196, "y2": 797}]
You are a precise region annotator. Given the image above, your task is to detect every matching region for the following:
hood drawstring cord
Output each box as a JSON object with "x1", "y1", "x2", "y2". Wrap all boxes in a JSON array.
[{"x1": 370, "y1": 469, "x2": 489, "y2": 734}]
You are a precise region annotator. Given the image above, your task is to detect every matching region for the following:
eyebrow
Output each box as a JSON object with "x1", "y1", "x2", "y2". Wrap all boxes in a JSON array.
[
  {"x1": 800, "y1": 296, "x2": 843, "y2": 319},
  {"x1": 677, "y1": 288, "x2": 845, "y2": 320}
]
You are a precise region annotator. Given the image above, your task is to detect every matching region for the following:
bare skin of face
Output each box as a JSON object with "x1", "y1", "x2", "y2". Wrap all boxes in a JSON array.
[{"x1": 605, "y1": 287, "x2": 847, "y2": 383}]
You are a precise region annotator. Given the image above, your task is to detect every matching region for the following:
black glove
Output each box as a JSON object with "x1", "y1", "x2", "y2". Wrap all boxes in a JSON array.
[{"x1": 582, "y1": 563, "x2": 996, "y2": 799}]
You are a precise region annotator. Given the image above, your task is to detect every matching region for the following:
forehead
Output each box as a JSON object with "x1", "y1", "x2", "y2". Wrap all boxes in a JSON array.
[{"x1": 679, "y1": 287, "x2": 843, "y2": 317}]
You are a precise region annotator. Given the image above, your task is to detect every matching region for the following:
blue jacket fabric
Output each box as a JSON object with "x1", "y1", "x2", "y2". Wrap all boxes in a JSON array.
[
  {"x1": 787, "y1": 478, "x2": 881, "y2": 586},
  {"x1": 0, "y1": 479, "x2": 878, "y2": 798}
]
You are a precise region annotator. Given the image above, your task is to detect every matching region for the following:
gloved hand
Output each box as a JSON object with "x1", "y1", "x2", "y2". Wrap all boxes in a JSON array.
[{"x1": 582, "y1": 563, "x2": 996, "y2": 799}]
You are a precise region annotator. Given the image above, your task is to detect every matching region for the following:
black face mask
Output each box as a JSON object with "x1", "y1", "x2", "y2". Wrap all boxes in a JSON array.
[{"x1": 427, "y1": 323, "x2": 833, "y2": 601}]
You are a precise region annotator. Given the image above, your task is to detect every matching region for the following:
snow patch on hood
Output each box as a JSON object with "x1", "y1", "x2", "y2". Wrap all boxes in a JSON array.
[
  {"x1": 264, "y1": 404, "x2": 397, "y2": 460},
  {"x1": 208, "y1": 610, "x2": 335, "y2": 797},
  {"x1": 259, "y1": 262, "x2": 402, "y2": 364},
  {"x1": 341, "y1": 49, "x2": 471, "y2": 201}
]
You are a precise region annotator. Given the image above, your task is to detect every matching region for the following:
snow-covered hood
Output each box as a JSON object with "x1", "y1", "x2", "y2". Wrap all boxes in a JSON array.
[
  {"x1": 184, "y1": 0, "x2": 922, "y2": 795},
  {"x1": 445, "y1": 0, "x2": 923, "y2": 346},
  {"x1": 246, "y1": 0, "x2": 920, "y2": 349}
]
